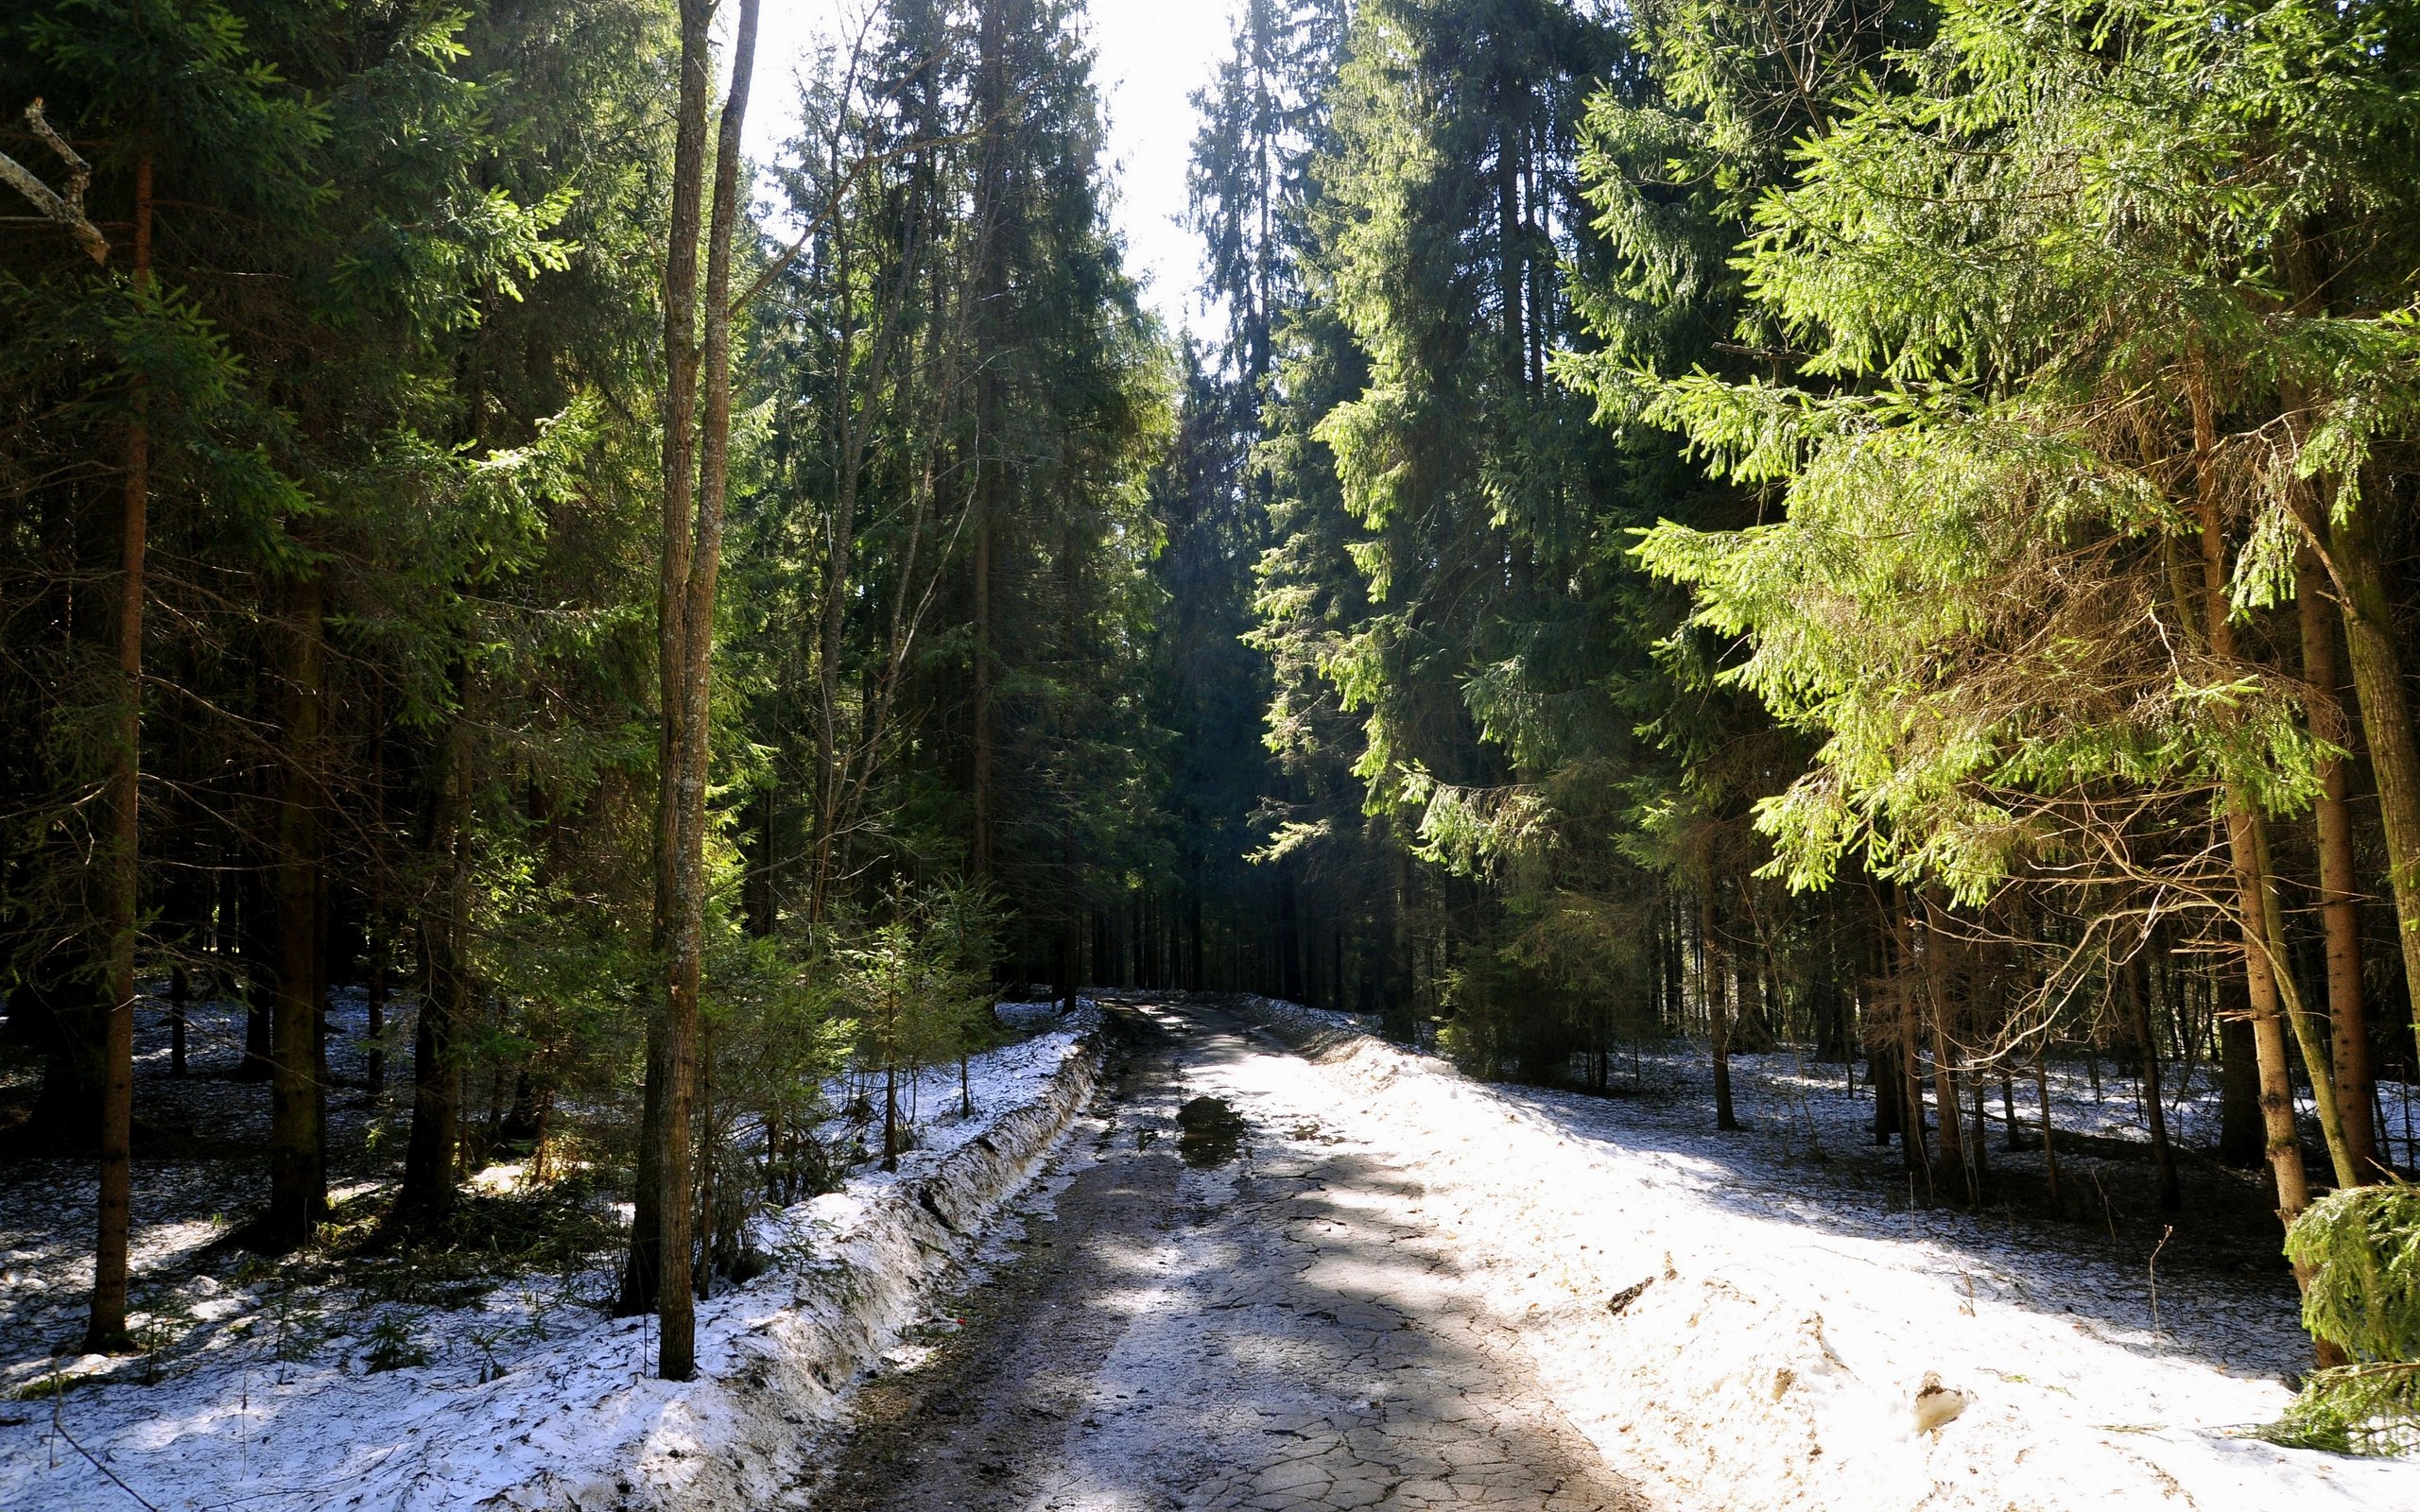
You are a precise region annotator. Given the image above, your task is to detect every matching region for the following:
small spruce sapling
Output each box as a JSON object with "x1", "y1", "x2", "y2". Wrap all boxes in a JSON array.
[{"x1": 2268, "y1": 1184, "x2": 2420, "y2": 1454}]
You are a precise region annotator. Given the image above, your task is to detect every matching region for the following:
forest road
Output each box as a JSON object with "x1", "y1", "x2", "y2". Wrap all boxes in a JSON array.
[{"x1": 805, "y1": 999, "x2": 1648, "y2": 1512}]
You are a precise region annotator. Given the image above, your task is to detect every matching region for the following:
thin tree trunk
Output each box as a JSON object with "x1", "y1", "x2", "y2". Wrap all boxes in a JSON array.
[
  {"x1": 619, "y1": 1029, "x2": 666, "y2": 1311},
  {"x1": 85, "y1": 148, "x2": 151, "y2": 1352},
  {"x1": 1969, "y1": 1072, "x2": 1988, "y2": 1192},
  {"x1": 237, "y1": 866, "x2": 270, "y2": 1082},
  {"x1": 746, "y1": 784, "x2": 776, "y2": 938},
  {"x1": 168, "y1": 961, "x2": 187, "y2": 1077},
  {"x1": 647, "y1": 0, "x2": 760, "y2": 1383},
  {"x1": 2253, "y1": 816, "x2": 2359, "y2": 1189},
  {"x1": 1497, "y1": 95, "x2": 1522, "y2": 382},
  {"x1": 398, "y1": 704, "x2": 472, "y2": 1227},
  {"x1": 882, "y1": 1060, "x2": 900, "y2": 1171},
  {"x1": 266, "y1": 572, "x2": 326, "y2": 1247},
  {"x1": 1916, "y1": 905, "x2": 1967, "y2": 1202},
  {"x1": 2032, "y1": 1052, "x2": 2062, "y2": 1208},
  {"x1": 2279, "y1": 223, "x2": 2420, "y2": 1103},
  {"x1": 1872, "y1": 1042, "x2": 1901, "y2": 1145},
  {"x1": 2189, "y1": 369, "x2": 2309, "y2": 1232},
  {"x1": 1705, "y1": 893, "x2": 1737, "y2": 1131},
  {"x1": 366, "y1": 714, "x2": 387, "y2": 1098},
  {"x1": 623, "y1": 0, "x2": 717, "y2": 1335},
  {"x1": 2126, "y1": 951, "x2": 2182, "y2": 1211},
  {"x1": 2323, "y1": 495, "x2": 2420, "y2": 1067},
  {"x1": 2300, "y1": 548, "x2": 2380, "y2": 1177}
]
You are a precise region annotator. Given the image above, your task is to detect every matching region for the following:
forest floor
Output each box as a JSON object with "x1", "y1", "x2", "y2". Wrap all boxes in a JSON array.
[
  {"x1": 811, "y1": 995, "x2": 2420, "y2": 1512},
  {"x1": 0, "y1": 990, "x2": 1098, "y2": 1511},
  {"x1": 806, "y1": 1001, "x2": 1648, "y2": 1512},
  {"x1": 4, "y1": 992, "x2": 2418, "y2": 1511}
]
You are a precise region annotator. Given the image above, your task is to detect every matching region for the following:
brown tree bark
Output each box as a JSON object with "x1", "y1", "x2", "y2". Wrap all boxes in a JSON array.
[
  {"x1": 2278, "y1": 219, "x2": 2420, "y2": 1102},
  {"x1": 1703, "y1": 893, "x2": 1737, "y2": 1131},
  {"x1": 2298, "y1": 561, "x2": 2378, "y2": 1175},
  {"x1": 2320, "y1": 496, "x2": 2420, "y2": 1066},
  {"x1": 1871, "y1": 1041, "x2": 1902, "y2": 1145},
  {"x1": 264, "y1": 572, "x2": 327, "y2": 1248},
  {"x1": 2253, "y1": 816, "x2": 2360, "y2": 1189},
  {"x1": 621, "y1": 0, "x2": 717, "y2": 1335},
  {"x1": 397, "y1": 703, "x2": 473, "y2": 1228},
  {"x1": 85, "y1": 147, "x2": 150, "y2": 1352},
  {"x1": 1914, "y1": 904, "x2": 1967, "y2": 1201},
  {"x1": 2125, "y1": 950, "x2": 2182, "y2": 1211},
  {"x1": 2031, "y1": 1051, "x2": 2062, "y2": 1207},
  {"x1": 630, "y1": 0, "x2": 759, "y2": 1383},
  {"x1": 236, "y1": 865, "x2": 271, "y2": 1082},
  {"x1": 1890, "y1": 895, "x2": 1927, "y2": 1182},
  {"x1": 2189, "y1": 371, "x2": 2309, "y2": 1229},
  {"x1": 2217, "y1": 1008, "x2": 2260, "y2": 1164}
]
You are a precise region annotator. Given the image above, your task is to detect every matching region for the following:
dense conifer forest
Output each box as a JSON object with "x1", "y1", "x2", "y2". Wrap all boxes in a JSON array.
[{"x1": 7, "y1": 0, "x2": 2420, "y2": 1474}]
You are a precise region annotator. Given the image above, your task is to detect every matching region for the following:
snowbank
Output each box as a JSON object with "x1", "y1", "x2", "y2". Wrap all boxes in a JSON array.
[
  {"x1": 0, "y1": 1017, "x2": 1100, "y2": 1512},
  {"x1": 1230, "y1": 999, "x2": 2418, "y2": 1512}
]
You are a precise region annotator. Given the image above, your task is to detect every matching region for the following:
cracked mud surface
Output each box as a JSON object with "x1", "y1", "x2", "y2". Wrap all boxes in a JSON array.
[{"x1": 810, "y1": 1001, "x2": 1647, "y2": 1512}]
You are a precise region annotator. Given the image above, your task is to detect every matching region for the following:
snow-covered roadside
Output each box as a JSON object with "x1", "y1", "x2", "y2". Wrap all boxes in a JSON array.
[
  {"x1": 1225, "y1": 997, "x2": 2418, "y2": 1512},
  {"x1": 0, "y1": 1010, "x2": 1101, "y2": 1512}
]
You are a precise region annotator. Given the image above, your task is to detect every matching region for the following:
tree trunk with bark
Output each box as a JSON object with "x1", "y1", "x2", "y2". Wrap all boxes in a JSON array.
[
  {"x1": 2325, "y1": 496, "x2": 2420, "y2": 1061},
  {"x1": 1705, "y1": 893, "x2": 1737, "y2": 1131},
  {"x1": 621, "y1": 0, "x2": 717, "y2": 1338},
  {"x1": 85, "y1": 148, "x2": 150, "y2": 1352},
  {"x1": 1914, "y1": 905, "x2": 1967, "y2": 1202},
  {"x1": 2032, "y1": 1052, "x2": 2062, "y2": 1207},
  {"x1": 398, "y1": 704, "x2": 474, "y2": 1228},
  {"x1": 2299, "y1": 557, "x2": 2378, "y2": 1175},
  {"x1": 628, "y1": 0, "x2": 759, "y2": 1383},
  {"x1": 2189, "y1": 370, "x2": 2311, "y2": 1232},
  {"x1": 264, "y1": 572, "x2": 327, "y2": 1248},
  {"x1": 2125, "y1": 950, "x2": 2182, "y2": 1211},
  {"x1": 2280, "y1": 219, "x2": 2420, "y2": 1100}
]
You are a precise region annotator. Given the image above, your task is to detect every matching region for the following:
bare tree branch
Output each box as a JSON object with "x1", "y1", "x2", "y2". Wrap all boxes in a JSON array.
[{"x1": 2, "y1": 100, "x2": 109, "y2": 264}]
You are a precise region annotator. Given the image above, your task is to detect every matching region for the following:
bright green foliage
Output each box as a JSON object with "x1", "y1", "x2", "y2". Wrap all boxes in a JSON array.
[
  {"x1": 9, "y1": 0, "x2": 2420, "y2": 1387},
  {"x1": 2289, "y1": 1183, "x2": 2420, "y2": 1362},
  {"x1": 840, "y1": 882, "x2": 1001, "y2": 1155},
  {"x1": 2272, "y1": 1184, "x2": 2420, "y2": 1453},
  {"x1": 728, "y1": 0, "x2": 1170, "y2": 983},
  {"x1": 1238, "y1": 0, "x2": 1748, "y2": 1072},
  {"x1": 1607, "y1": 0, "x2": 2420, "y2": 907}
]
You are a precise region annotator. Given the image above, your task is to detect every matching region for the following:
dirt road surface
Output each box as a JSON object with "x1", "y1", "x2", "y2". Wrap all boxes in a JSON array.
[{"x1": 807, "y1": 1000, "x2": 1647, "y2": 1512}]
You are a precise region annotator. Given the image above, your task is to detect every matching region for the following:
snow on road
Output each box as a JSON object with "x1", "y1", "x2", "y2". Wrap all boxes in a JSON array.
[
  {"x1": 810, "y1": 1002, "x2": 1645, "y2": 1511},
  {"x1": 1223, "y1": 998, "x2": 2418, "y2": 1512},
  {"x1": 9, "y1": 991, "x2": 2414, "y2": 1512}
]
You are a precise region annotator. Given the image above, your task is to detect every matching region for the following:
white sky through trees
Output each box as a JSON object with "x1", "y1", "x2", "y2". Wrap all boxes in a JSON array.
[{"x1": 743, "y1": 0, "x2": 1235, "y2": 335}]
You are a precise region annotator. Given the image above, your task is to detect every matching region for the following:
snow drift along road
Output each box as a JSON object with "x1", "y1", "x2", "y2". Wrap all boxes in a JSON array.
[{"x1": 0, "y1": 1017, "x2": 1100, "y2": 1512}]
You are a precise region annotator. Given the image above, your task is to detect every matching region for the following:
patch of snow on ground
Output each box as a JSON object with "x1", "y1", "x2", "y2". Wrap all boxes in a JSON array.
[
  {"x1": 0, "y1": 1003, "x2": 1100, "y2": 1512},
  {"x1": 1227, "y1": 999, "x2": 2418, "y2": 1512}
]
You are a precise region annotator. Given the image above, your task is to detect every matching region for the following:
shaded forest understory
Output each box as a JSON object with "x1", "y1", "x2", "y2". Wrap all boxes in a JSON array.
[{"x1": 8, "y1": 0, "x2": 2420, "y2": 1456}]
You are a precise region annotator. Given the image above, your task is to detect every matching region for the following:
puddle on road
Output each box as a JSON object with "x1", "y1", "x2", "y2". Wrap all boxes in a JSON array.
[{"x1": 1176, "y1": 1095, "x2": 1249, "y2": 1167}]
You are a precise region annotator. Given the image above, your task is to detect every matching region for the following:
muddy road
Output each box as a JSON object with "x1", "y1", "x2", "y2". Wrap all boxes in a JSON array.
[{"x1": 807, "y1": 1000, "x2": 1645, "y2": 1512}]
